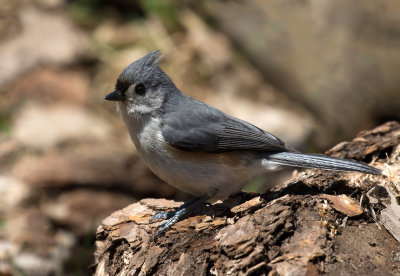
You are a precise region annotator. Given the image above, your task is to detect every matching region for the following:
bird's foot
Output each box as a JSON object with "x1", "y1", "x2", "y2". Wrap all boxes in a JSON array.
[
  {"x1": 149, "y1": 197, "x2": 208, "y2": 236},
  {"x1": 149, "y1": 211, "x2": 175, "y2": 223}
]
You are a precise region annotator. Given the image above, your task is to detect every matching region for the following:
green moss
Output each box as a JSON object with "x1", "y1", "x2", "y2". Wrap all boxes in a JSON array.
[
  {"x1": 0, "y1": 115, "x2": 12, "y2": 137},
  {"x1": 243, "y1": 176, "x2": 265, "y2": 193},
  {"x1": 140, "y1": 0, "x2": 180, "y2": 30},
  {"x1": 0, "y1": 219, "x2": 5, "y2": 229}
]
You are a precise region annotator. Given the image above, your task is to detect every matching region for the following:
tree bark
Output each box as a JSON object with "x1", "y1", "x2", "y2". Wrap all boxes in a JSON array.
[{"x1": 93, "y1": 121, "x2": 400, "y2": 276}]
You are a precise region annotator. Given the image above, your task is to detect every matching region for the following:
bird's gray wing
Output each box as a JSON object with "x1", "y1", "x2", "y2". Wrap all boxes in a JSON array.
[{"x1": 161, "y1": 99, "x2": 290, "y2": 153}]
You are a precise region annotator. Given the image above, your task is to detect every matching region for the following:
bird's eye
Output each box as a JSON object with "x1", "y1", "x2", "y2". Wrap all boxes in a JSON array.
[{"x1": 135, "y1": 83, "x2": 146, "y2": 95}]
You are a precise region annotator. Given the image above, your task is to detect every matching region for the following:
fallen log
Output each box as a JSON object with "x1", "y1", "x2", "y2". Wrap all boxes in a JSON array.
[{"x1": 94, "y1": 121, "x2": 400, "y2": 276}]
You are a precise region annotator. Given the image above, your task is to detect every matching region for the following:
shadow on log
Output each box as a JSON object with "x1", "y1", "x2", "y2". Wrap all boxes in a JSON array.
[{"x1": 93, "y1": 121, "x2": 400, "y2": 276}]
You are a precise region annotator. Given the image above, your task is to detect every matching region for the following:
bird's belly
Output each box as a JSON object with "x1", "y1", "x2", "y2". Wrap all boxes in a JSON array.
[
  {"x1": 147, "y1": 152, "x2": 256, "y2": 198},
  {"x1": 137, "y1": 135, "x2": 259, "y2": 199}
]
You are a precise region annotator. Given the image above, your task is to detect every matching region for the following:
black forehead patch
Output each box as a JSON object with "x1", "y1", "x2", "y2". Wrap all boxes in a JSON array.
[{"x1": 115, "y1": 79, "x2": 130, "y2": 93}]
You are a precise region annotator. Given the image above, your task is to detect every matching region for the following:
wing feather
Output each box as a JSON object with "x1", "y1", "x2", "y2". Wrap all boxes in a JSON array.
[{"x1": 161, "y1": 96, "x2": 290, "y2": 153}]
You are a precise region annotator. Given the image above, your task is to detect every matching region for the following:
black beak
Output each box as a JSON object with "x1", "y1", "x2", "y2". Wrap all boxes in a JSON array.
[{"x1": 104, "y1": 91, "x2": 124, "y2": 101}]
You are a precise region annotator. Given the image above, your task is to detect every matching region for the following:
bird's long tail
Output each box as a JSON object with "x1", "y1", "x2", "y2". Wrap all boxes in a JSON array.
[{"x1": 265, "y1": 152, "x2": 381, "y2": 175}]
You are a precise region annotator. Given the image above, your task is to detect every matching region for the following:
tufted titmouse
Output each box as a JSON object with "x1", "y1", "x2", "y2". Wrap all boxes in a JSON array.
[{"x1": 105, "y1": 51, "x2": 381, "y2": 235}]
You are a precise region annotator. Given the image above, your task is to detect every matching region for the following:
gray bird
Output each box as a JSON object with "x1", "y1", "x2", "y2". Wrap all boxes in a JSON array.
[{"x1": 105, "y1": 50, "x2": 381, "y2": 236}]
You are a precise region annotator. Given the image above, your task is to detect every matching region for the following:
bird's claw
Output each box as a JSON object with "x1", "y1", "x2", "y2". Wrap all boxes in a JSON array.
[{"x1": 149, "y1": 211, "x2": 175, "y2": 223}]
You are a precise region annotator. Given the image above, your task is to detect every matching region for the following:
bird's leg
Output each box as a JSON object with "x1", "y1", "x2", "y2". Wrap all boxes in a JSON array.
[
  {"x1": 149, "y1": 197, "x2": 200, "y2": 222},
  {"x1": 149, "y1": 197, "x2": 208, "y2": 236}
]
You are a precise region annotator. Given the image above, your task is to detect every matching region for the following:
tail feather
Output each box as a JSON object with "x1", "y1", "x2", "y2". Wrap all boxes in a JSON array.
[{"x1": 266, "y1": 152, "x2": 381, "y2": 175}]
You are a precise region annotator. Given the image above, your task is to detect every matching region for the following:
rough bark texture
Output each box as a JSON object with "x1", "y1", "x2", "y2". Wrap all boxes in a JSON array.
[{"x1": 93, "y1": 121, "x2": 400, "y2": 276}]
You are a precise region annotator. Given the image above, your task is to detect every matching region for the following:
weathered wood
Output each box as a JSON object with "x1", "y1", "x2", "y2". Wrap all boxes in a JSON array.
[{"x1": 94, "y1": 121, "x2": 400, "y2": 276}]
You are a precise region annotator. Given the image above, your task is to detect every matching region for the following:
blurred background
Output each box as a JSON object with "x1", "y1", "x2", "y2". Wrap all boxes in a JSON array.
[{"x1": 0, "y1": 0, "x2": 399, "y2": 274}]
